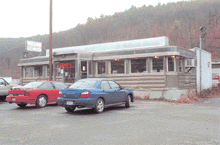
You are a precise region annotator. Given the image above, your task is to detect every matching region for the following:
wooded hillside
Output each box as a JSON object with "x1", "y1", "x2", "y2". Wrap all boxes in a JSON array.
[{"x1": 0, "y1": 0, "x2": 219, "y2": 78}]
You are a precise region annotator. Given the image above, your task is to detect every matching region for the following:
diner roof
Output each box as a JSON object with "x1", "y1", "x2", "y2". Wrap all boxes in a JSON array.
[{"x1": 46, "y1": 36, "x2": 169, "y2": 56}]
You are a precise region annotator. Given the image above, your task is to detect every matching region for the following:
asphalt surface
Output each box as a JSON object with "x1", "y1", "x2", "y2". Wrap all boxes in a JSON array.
[{"x1": 0, "y1": 97, "x2": 219, "y2": 145}]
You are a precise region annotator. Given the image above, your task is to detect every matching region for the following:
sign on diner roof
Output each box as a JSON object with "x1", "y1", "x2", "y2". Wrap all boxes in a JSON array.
[{"x1": 26, "y1": 41, "x2": 42, "y2": 52}]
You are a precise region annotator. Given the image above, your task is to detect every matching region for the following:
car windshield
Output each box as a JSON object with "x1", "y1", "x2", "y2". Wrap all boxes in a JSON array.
[
  {"x1": 23, "y1": 82, "x2": 44, "y2": 89},
  {"x1": 69, "y1": 80, "x2": 97, "y2": 89}
]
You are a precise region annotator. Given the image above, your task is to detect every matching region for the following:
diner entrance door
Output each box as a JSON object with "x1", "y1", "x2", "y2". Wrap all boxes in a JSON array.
[{"x1": 62, "y1": 61, "x2": 75, "y2": 83}]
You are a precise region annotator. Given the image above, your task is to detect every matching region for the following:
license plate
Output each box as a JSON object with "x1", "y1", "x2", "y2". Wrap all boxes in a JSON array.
[
  {"x1": 66, "y1": 101, "x2": 74, "y2": 105},
  {"x1": 12, "y1": 98, "x2": 16, "y2": 101}
]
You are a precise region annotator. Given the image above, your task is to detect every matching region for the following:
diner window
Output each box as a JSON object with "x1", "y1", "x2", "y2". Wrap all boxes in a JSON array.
[
  {"x1": 168, "y1": 56, "x2": 175, "y2": 72},
  {"x1": 131, "y1": 58, "x2": 146, "y2": 73},
  {"x1": 56, "y1": 62, "x2": 74, "y2": 79},
  {"x1": 152, "y1": 57, "x2": 164, "y2": 73},
  {"x1": 56, "y1": 64, "x2": 63, "y2": 77},
  {"x1": 111, "y1": 59, "x2": 124, "y2": 74},
  {"x1": 23, "y1": 66, "x2": 33, "y2": 77},
  {"x1": 98, "y1": 61, "x2": 105, "y2": 74},
  {"x1": 57, "y1": 67, "x2": 63, "y2": 76},
  {"x1": 34, "y1": 66, "x2": 43, "y2": 77}
]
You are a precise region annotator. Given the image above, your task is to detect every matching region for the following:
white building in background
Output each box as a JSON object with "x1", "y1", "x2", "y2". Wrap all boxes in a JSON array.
[{"x1": 190, "y1": 48, "x2": 212, "y2": 92}]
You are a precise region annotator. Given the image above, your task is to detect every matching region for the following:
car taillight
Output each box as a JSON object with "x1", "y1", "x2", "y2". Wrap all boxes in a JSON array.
[
  {"x1": 24, "y1": 90, "x2": 29, "y2": 96},
  {"x1": 80, "y1": 91, "x2": 90, "y2": 97},
  {"x1": 59, "y1": 91, "x2": 63, "y2": 97}
]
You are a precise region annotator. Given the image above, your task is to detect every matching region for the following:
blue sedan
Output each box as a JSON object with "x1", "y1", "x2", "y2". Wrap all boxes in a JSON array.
[{"x1": 57, "y1": 78, "x2": 135, "y2": 113}]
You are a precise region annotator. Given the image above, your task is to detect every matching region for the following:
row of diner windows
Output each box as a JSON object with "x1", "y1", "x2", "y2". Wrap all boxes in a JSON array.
[
  {"x1": 22, "y1": 56, "x2": 184, "y2": 77},
  {"x1": 92, "y1": 56, "x2": 183, "y2": 75},
  {"x1": 22, "y1": 65, "x2": 49, "y2": 78}
]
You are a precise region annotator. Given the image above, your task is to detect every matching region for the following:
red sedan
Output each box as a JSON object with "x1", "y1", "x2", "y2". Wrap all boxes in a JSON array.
[{"x1": 6, "y1": 81, "x2": 68, "y2": 108}]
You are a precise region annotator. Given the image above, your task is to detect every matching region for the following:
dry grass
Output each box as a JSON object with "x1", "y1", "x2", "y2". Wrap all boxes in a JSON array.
[
  {"x1": 176, "y1": 87, "x2": 220, "y2": 104},
  {"x1": 135, "y1": 95, "x2": 150, "y2": 100}
]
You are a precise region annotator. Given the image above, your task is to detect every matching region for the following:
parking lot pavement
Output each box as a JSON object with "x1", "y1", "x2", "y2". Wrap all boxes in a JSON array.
[{"x1": 0, "y1": 98, "x2": 220, "y2": 145}]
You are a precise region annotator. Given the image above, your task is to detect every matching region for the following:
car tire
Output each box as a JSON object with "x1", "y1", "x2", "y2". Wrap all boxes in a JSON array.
[
  {"x1": 65, "y1": 106, "x2": 76, "y2": 112},
  {"x1": 0, "y1": 96, "x2": 6, "y2": 101},
  {"x1": 94, "y1": 98, "x2": 104, "y2": 113},
  {"x1": 125, "y1": 95, "x2": 131, "y2": 108},
  {"x1": 35, "y1": 95, "x2": 47, "y2": 108},
  {"x1": 17, "y1": 104, "x2": 27, "y2": 108}
]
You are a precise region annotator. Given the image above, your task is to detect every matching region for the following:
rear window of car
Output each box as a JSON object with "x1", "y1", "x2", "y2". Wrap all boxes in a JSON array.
[
  {"x1": 38, "y1": 82, "x2": 54, "y2": 89},
  {"x1": 52, "y1": 82, "x2": 68, "y2": 89},
  {"x1": 23, "y1": 82, "x2": 44, "y2": 89},
  {"x1": 69, "y1": 80, "x2": 97, "y2": 89}
]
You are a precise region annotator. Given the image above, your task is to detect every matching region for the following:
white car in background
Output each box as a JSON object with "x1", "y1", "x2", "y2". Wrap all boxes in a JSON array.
[{"x1": 0, "y1": 78, "x2": 14, "y2": 101}]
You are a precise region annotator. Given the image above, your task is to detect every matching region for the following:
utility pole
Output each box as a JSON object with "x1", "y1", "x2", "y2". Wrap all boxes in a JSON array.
[
  {"x1": 49, "y1": 0, "x2": 53, "y2": 80},
  {"x1": 199, "y1": 27, "x2": 205, "y2": 93}
]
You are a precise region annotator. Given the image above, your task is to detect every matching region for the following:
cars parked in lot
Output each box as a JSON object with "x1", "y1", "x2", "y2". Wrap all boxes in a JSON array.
[
  {"x1": 57, "y1": 78, "x2": 135, "y2": 113},
  {"x1": 6, "y1": 81, "x2": 68, "y2": 108},
  {"x1": 0, "y1": 78, "x2": 14, "y2": 101},
  {"x1": 212, "y1": 79, "x2": 220, "y2": 87}
]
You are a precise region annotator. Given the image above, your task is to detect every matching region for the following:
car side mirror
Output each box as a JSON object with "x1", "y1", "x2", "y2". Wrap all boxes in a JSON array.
[{"x1": 120, "y1": 86, "x2": 124, "y2": 90}]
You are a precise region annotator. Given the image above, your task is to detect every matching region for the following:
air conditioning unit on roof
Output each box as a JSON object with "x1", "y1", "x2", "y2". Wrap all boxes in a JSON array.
[{"x1": 185, "y1": 59, "x2": 196, "y2": 67}]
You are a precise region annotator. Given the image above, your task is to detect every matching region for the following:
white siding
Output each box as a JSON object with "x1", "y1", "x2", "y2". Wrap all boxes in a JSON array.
[{"x1": 191, "y1": 48, "x2": 212, "y2": 92}]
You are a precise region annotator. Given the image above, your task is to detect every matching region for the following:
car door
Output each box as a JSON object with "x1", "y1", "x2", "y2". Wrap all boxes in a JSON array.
[
  {"x1": 100, "y1": 81, "x2": 114, "y2": 105},
  {"x1": 38, "y1": 82, "x2": 57, "y2": 103},
  {"x1": 108, "y1": 81, "x2": 126, "y2": 103},
  {"x1": 0, "y1": 78, "x2": 11, "y2": 96}
]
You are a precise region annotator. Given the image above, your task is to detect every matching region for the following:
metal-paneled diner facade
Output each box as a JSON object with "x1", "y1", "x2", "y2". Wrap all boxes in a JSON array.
[{"x1": 18, "y1": 37, "x2": 196, "y2": 91}]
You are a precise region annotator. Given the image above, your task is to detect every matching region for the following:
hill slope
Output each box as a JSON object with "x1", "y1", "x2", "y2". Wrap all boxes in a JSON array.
[{"x1": 0, "y1": 0, "x2": 219, "y2": 78}]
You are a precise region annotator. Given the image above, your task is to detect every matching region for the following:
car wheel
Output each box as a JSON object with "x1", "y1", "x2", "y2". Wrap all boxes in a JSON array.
[
  {"x1": 94, "y1": 98, "x2": 104, "y2": 113},
  {"x1": 125, "y1": 95, "x2": 131, "y2": 108},
  {"x1": 65, "y1": 106, "x2": 76, "y2": 112},
  {"x1": 17, "y1": 104, "x2": 27, "y2": 108},
  {"x1": 35, "y1": 95, "x2": 47, "y2": 108},
  {"x1": 0, "y1": 96, "x2": 6, "y2": 101}
]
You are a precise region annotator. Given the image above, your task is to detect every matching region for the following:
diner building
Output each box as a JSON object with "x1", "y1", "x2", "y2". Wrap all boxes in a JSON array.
[{"x1": 18, "y1": 36, "x2": 199, "y2": 100}]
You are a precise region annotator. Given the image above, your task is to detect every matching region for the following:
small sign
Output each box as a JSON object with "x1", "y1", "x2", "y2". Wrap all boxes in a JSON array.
[
  {"x1": 59, "y1": 63, "x2": 73, "y2": 68},
  {"x1": 26, "y1": 41, "x2": 42, "y2": 52}
]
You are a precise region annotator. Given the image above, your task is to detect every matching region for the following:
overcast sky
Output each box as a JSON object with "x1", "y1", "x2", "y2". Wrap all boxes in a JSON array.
[{"x1": 0, "y1": 0, "x2": 184, "y2": 38}]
